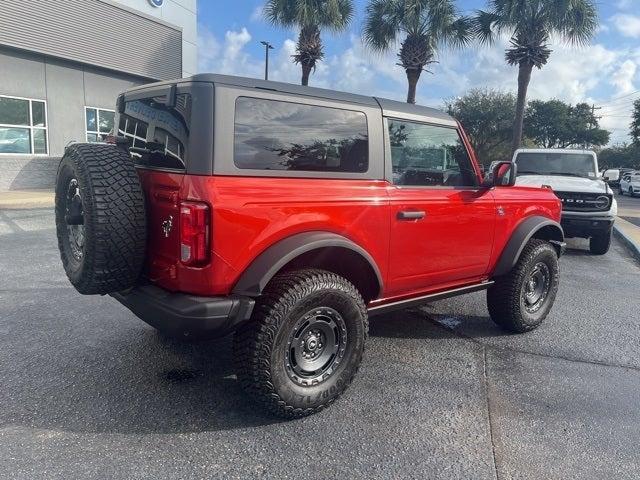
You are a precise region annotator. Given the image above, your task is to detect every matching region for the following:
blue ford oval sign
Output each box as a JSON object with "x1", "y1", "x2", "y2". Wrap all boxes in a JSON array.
[{"x1": 148, "y1": 0, "x2": 163, "y2": 6}]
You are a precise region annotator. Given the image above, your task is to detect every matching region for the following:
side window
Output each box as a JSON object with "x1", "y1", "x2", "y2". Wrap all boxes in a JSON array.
[
  {"x1": 387, "y1": 119, "x2": 477, "y2": 187},
  {"x1": 234, "y1": 97, "x2": 368, "y2": 173}
]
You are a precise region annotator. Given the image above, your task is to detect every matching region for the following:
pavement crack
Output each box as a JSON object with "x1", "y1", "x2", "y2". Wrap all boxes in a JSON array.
[{"x1": 482, "y1": 346, "x2": 501, "y2": 480}]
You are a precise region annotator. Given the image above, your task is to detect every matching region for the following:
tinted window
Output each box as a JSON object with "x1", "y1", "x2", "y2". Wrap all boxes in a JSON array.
[
  {"x1": 388, "y1": 120, "x2": 477, "y2": 187},
  {"x1": 31, "y1": 101, "x2": 46, "y2": 127},
  {"x1": 234, "y1": 97, "x2": 368, "y2": 173},
  {"x1": 515, "y1": 153, "x2": 596, "y2": 178},
  {"x1": 118, "y1": 93, "x2": 191, "y2": 170},
  {"x1": 0, "y1": 97, "x2": 29, "y2": 125}
]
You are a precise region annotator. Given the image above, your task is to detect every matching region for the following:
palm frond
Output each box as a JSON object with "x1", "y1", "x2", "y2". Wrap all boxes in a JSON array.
[
  {"x1": 443, "y1": 15, "x2": 473, "y2": 49},
  {"x1": 557, "y1": 0, "x2": 598, "y2": 46},
  {"x1": 363, "y1": 0, "x2": 402, "y2": 52},
  {"x1": 472, "y1": 10, "x2": 502, "y2": 45}
]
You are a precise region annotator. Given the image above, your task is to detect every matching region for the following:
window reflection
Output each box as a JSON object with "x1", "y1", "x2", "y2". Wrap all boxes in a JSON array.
[
  {"x1": 388, "y1": 120, "x2": 476, "y2": 187},
  {"x1": 118, "y1": 93, "x2": 190, "y2": 170},
  {"x1": 234, "y1": 97, "x2": 369, "y2": 173}
]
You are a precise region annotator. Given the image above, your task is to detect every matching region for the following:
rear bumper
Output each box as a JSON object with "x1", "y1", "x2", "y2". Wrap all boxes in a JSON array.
[
  {"x1": 110, "y1": 285, "x2": 255, "y2": 338},
  {"x1": 561, "y1": 213, "x2": 614, "y2": 238}
]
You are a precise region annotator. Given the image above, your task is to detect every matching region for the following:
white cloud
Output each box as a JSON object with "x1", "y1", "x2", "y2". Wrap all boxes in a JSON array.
[
  {"x1": 611, "y1": 14, "x2": 640, "y2": 38},
  {"x1": 197, "y1": 26, "x2": 221, "y2": 73},
  {"x1": 611, "y1": 59, "x2": 638, "y2": 95},
  {"x1": 250, "y1": 5, "x2": 263, "y2": 23},
  {"x1": 198, "y1": 26, "x2": 261, "y2": 78}
]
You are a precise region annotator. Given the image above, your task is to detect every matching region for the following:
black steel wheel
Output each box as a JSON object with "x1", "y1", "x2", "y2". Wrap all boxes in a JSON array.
[
  {"x1": 286, "y1": 307, "x2": 348, "y2": 387},
  {"x1": 522, "y1": 262, "x2": 551, "y2": 315},
  {"x1": 63, "y1": 178, "x2": 86, "y2": 264},
  {"x1": 234, "y1": 269, "x2": 368, "y2": 418},
  {"x1": 488, "y1": 239, "x2": 559, "y2": 333}
]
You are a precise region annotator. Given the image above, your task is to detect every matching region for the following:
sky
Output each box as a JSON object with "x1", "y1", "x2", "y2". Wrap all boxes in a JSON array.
[{"x1": 196, "y1": 0, "x2": 640, "y2": 145}]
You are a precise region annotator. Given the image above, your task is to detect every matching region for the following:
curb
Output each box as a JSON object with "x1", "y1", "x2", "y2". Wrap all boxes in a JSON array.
[
  {"x1": 0, "y1": 191, "x2": 55, "y2": 210},
  {"x1": 613, "y1": 223, "x2": 640, "y2": 263}
]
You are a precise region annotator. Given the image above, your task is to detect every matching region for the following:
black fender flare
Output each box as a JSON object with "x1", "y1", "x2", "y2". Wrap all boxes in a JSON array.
[
  {"x1": 232, "y1": 231, "x2": 384, "y2": 298},
  {"x1": 493, "y1": 216, "x2": 565, "y2": 277}
]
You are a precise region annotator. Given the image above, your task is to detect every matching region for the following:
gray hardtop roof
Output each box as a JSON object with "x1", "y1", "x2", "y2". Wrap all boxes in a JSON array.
[{"x1": 124, "y1": 73, "x2": 458, "y2": 126}]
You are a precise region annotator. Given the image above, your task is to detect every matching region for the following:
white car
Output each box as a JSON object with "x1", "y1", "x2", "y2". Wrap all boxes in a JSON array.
[
  {"x1": 512, "y1": 149, "x2": 617, "y2": 255},
  {"x1": 619, "y1": 171, "x2": 640, "y2": 197}
]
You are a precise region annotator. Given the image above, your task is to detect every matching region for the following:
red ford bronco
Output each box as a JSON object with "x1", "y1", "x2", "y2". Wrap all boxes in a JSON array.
[{"x1": 55, "y1": 75, "x2": 565, "y2": 418}]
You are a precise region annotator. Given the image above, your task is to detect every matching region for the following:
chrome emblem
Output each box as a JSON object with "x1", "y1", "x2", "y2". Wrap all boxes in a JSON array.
[
  {"x1": 162, "y1": 216, "x2": 173, "y2": 238},
  {"x1": 497, "y1": 206, "x2": 505, "y2": 216}
]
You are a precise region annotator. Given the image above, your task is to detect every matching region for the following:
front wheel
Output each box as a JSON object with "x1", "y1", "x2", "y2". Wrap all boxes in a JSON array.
[
  {"x1": 233, "y1": 269, "x2": 368, "y2": 418},
  {"x1": 590, "y1": 231, "x2": 612, "y2": 255},
  {"x1": 487, "y1": 239, "x2": 559, "y2": 333}
]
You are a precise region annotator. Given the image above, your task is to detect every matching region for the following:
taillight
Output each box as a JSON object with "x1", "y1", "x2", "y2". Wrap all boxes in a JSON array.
[{"x1": 180, "y1": 201, "x2": 210, "y2": 266}]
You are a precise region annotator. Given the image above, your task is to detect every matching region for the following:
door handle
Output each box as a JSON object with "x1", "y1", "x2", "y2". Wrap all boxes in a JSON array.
[{"x1": 397, "y1": 211, "x2": 426, "y2": 221}]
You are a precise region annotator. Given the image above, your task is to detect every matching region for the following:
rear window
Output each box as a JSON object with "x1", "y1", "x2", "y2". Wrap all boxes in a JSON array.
[
  {"x1": 233, "y1": 97, "x2": 368, "y2": 173},
  {"x1": 118, "y1": 93, "x2": 192, "y2": 170}
]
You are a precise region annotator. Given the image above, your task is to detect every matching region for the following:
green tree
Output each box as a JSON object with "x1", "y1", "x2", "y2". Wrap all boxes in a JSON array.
[
  {"x1": 264, "y1": 0, "x2": 354, "y2": 86},
  {"x1": 598, "y1": 144, "x2": 640, "y2": 170},
  {"x1": 631, "y1": 99, "x2": 640, "y2": 146},
  {"x1": 445, "y1": 89, "x2": 516, "y2": 167},
  {"x1": 525, "y1": 99, "x2": 610, "y2": 148},
  {"x1": 474, "y1": 0, "x2": 599, "y2": 152},
  {"x1": 524, "y1": 100, "x2": 571, "y2": 148},
  {"x1": 363, "y1": 0, "x2": 472, "y2": 104}
]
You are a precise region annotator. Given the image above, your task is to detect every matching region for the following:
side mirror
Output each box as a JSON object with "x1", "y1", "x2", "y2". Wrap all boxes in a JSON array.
[{"x1": 483, "y1": 161, "x2": 517, "y2": 188}]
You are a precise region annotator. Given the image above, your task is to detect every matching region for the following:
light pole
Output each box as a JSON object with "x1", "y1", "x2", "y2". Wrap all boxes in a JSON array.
[{"x1": 260, "y1": 41, "x2": 275, "y2": 81}]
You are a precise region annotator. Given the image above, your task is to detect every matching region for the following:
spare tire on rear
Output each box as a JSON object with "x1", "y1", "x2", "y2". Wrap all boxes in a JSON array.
[{"x1": 55, "y1": 143, "x2": 147, "y2": 295}]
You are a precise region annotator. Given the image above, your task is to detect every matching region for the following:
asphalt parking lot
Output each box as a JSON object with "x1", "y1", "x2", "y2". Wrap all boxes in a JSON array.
[{"x1": 1, "y1": 207, "x2": 639, "y2": 479}]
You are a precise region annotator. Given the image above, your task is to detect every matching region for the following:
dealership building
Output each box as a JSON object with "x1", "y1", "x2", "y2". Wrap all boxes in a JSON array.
[{"x1": 0, "y1": 0, "x2": 197, "y2": 190}]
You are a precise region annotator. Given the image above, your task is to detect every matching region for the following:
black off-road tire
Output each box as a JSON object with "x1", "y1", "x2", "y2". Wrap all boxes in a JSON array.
[
  {"x1": 233, "y1": 269, "x2": 368, "y2": 418},
  {"x1": 487, "y1": 239, "x2": 559, "y2": 334},
  {"x1": 590, "y1": 231, "x2": 612, "y2": 255},
  {"x1": 55, "y1": 143, "x2": 146, "y2": 295}
]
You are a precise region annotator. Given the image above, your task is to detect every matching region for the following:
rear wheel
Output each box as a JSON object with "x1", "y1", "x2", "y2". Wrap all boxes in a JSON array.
[
  {"x1": 487, "y1": 239, "x2": 559, "y2": 333},
  {"x1": 55, "y1": 143, "x2": 146, "y2": 295},
  {"x1": 233, "y1": 269, "x2": 368, "y2": 418},
  {"x1": 590, "y1": 231, "x2": 612, "y2": 255},
  {"x1": 630, "y1": 187, "x2": 635, "y2": 197}
]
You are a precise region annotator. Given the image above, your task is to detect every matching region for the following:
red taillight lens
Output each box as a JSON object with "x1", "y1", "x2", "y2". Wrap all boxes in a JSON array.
[{"x1": 180, "y1": 201, "x2": 210, "y2": 266}]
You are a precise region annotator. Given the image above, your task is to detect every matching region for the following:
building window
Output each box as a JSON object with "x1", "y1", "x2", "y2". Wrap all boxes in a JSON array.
[
  {"x1": 0, "y1": 95, "x2": 48, "y2": 155},
  {"x1": 85, "y1": 107, "x2": 115, "y2": 142}
]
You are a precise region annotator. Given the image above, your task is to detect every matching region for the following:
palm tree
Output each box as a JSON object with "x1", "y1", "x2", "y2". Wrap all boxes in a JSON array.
[
  {"x1": 264, "y1": 0, "x2": 354, "y2": 86},
  {"x1": 363, "y1": 0, "x2": 472, "y2": 104},
  {"x1": 473, "y1": 0, "x2": 598, "y2": 152}
]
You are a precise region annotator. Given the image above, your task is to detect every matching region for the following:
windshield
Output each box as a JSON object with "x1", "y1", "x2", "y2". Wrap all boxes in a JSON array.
[{"x1": 515, "y1": 152, "x2": 597, "y2": 178}]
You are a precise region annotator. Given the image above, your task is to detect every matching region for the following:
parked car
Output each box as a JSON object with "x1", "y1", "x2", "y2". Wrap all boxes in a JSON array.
[
  {"x1": 620, "y1": 171, "x2": 640, "y2": 197},
  {"x1": 54, "y1": 75, "x2": 565, "y2": 418},
  {"x1": 512, "y1": 149, "x2": 617, "y2": 255}
]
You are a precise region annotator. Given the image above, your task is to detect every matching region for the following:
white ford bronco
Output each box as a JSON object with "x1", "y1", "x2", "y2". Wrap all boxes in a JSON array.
[{"x1": 512, "y1": 149, "x2": 617, "y2": 255}]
